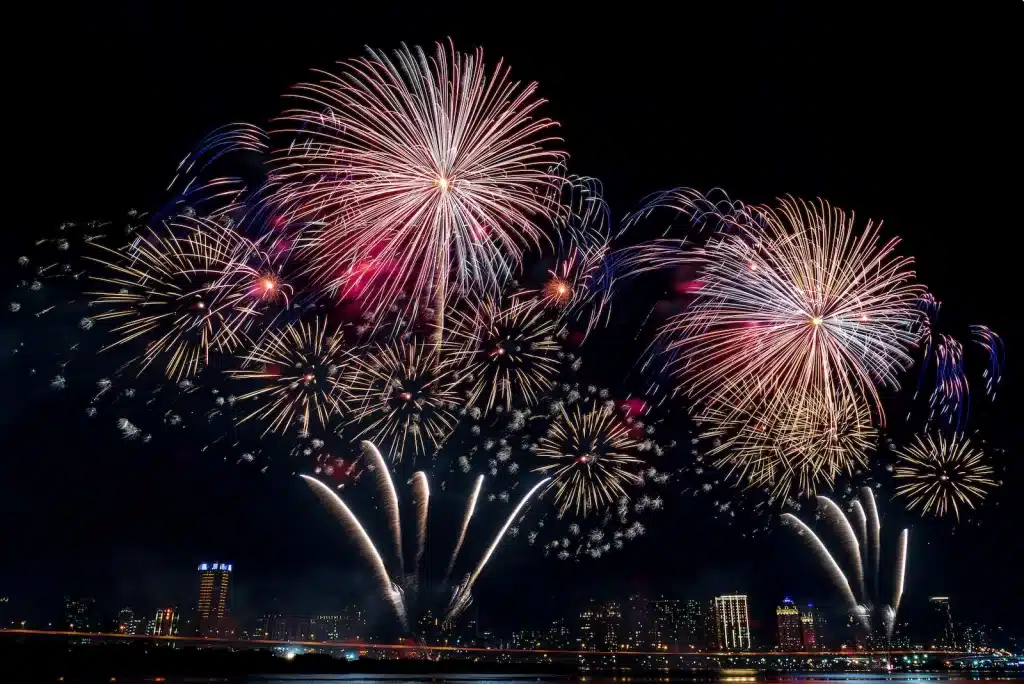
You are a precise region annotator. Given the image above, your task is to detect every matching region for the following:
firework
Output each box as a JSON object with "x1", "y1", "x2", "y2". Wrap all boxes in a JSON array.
[
  {"x1": 658, "y1": 197, "x2": 923, "y2": 427},
  {"x1": 87, "y1": 217, "x2": 251, "y2": 380},
  {"x1": 346, "y1": 341, "x2": 462, "y2": 462},
  {"x1": 362, "y1": 441, "x2": 405, "y2": 578},
  {"x1": 227, "y1": 317, "x2": 352, "y2": 435},
  {"x1": 449, "y1": 298, "x2": 562, "y2": 415},
  {"x1": 893, "y1": 433, "x2": 997, "y2": 521},
  {"x1": 534, "y1": 404, "x2": 646, "y2": 518},
  {"x1": 273, "y1": 41, "x2": 564, "y2": 328},
  {"x1": 782, "y1": 488, "x2": 908, "y2": 637},
  {"x1": 445, "y1": 474, "x2": 484, "y2": 583},
  {"x1": 971, "y1": 325, "x2": 1004, "y2": 399},
  {"x1": 696, "y1": 386, "x2": 877, "y2": 501},
  {"x1": 410, "y1": 471, "x2": 430, "y2": 578}
]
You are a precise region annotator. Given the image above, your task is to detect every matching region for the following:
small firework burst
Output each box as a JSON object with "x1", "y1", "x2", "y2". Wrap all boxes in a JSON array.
[
  {"x1": 346, "y1": 340, "x2": 462, "y2": 462},
  {"x1": 227, "y1": 317, "x2": 352, "y2": 435},
  {"x1": 534, "y1": 404, "x2": 645, "y2": 517},
  {"x1": 893, "y1": 433, "x2": 997, "y2": 521},
  {"x1": 449, "y1": 298, "x2": 562, "y2": 415}
]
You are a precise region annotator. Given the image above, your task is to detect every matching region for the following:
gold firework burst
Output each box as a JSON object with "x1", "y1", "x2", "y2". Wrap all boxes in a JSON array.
[
  {"x1": 893, "y1": 433, "x2": 997, "y2": 521},
  {"x1": 228, "y1": 318, "x2": 352, "y2": 435},
  {"x1": 534, "y1": 405, "x2": 645, "y2": 518}
]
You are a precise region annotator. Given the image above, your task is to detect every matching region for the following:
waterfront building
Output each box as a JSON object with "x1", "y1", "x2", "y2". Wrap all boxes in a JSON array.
[
  {"x1": 713, "y1": 594, "x2": 751, "y2": 650},
  {"x1": 197, "y1": 562, "x2": 232, "y2": 637}
]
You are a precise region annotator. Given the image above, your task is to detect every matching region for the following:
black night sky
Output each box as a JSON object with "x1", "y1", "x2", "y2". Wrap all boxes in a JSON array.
[{"x1": 2, "y1": 2, "x2": 1021, "y2": 640}]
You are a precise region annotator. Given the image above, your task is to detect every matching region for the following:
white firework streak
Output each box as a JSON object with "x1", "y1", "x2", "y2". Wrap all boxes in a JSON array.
[
  {"x1": 850, "y1": 499, "x2": 869, "y2": 574},
  {"x1": 891, "y1": 528, "x2": 909, "y2": 616},
  {"x1": 361, "y1": 441, "x2": 404, "y2": 577},
  {"x1": 446, "y1": 477, "x2": 549, "y2": 622},
  {"x1": 781, "y1": 512, "x2": 862, "y2": 626},
  {"x1": 411, "y1": 471, "x2": 430, "y2": 578},
  {"x1": 445, "y1": 474, "x2": 484, "y2": 584},
  {"x1": 817, "y1": 496, "x2": 866, "y2": 602},
  {"x1": 300, "y1": 475, "x2": 408, "y2": 630},
  {"x1": 861, "y1": 486, "x2": 881, "y2": 597}
]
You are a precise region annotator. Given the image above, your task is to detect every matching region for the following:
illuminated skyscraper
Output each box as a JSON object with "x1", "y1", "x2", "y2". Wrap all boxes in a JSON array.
[
  {"x1": 650, "y1": 597, "x2": 680, "y2": 650},
  {"x1": 680, "y1": 599, "x2": 706, "y2": 649},
  {"x1": 928, "y1": 597, "x2": 955, "y2": 648},
  {"x1": 63, "y1": 597, "x2": 96, "y2": 632},
  {"x1": 152, "y1": 606, "x2": 179, "y2": 636},
  {"x1": 800, "y1": 604, "x2": 818, "y2": 649},
  {"x1": 197, "y1": 562, "x2": 232, "y2": 637},
  {"x1": 776, "y1": 597, "x2": 801, "y2": 649},
  {"x1": 713, "y1": 594, "x2": 751, "y2": 650},
  {"x1": 625, "y1": 594, "x2": 650, "y2": 649}
]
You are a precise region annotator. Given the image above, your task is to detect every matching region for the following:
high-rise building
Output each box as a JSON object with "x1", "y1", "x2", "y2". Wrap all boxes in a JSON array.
[
  {"x1": 197, "y1": 562, "x2": 232, "y2": 637},
  {"x1": 596, "y1": 600, "x2": 623, "y2": 650},
  {"x1": 63, "y1": 597, "x2": 96, "y2": 632},
  {"x1": 713, "y1": 594, "x2": 751, "y2": 650},
  {"x1": 680, "y1": 600, "x2": 706, "y2": 649},
  {"x1": 152, "y1": 607, "x2": 179, "y2": 636},
  {"x1": 579, "y1": 600, "x2": 598, "y2": 650},
  {"x1": 800, "y1": 604, "x2": 818, "y2": 649},
  {"x1": 928, "y1": 597, "x2": 955, "y2": 648},
  {"x1": 625, "y1": 594, "x2": 650, "y2": 649},
  {"x1": 117, "y1": 606, "x2": 144, "y2": 635},
  {"x1": 776, "y1": 597, "x2": 801, "y2": 650},
  {"x1": 960, "y1": 622, "x2": 989, "y2": 652},
  {"x1": 548, "y1": 618, "x2": 571, "y2": 649},
  {"x1": 650, "y1": 597, "x2": 680, "y2": 650}
]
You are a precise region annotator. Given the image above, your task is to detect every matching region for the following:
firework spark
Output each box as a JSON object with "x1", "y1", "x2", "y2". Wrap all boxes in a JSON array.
[
  {"x1": 227, "y1": 318, "x2": 351, "y2": 435},
  {"x1": 346, "y1": 341, "x2": 461, "y2": 462},
  {"x1": 449, "y1": 298, "x2": 562, "y2": 415},
  {"x1": 893, "y1": 433, "x2": 997, "y2": 521},
  {"x1": 534, "y1": 405, "x2": 645, "y2": 518},
  {"x1": 273, "y1": 41, "x2": 564, "y2": 328},
  {"x1": 410, "y1": 471, "x2": 430, "y2": 579},
  {"x1": 444, "y1": 474, "x2": 484, "y2": 583},
  {"x1": 87, "y1": 218, "x2": 251, "y2": 380},
  {"x1": 658, "y1": 197, "x2": 923, "y2": 427}
]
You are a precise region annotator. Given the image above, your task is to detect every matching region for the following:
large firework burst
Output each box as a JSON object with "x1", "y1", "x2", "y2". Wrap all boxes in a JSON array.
[
  {"x1": 346, "y1": 340, "x2": 462, "y2": 462},
  {"x1": 659, "y1": 197, "x2": 923, "y2": 427},
  {"x1": 227, "y1": 317, "x2": 352, "y2": 435},
  {"x1": 448, "y1": 298, "x2": 563, "y2": 415},
  {"x1": 273, "y1": 41, "x2": 565, "y2": 325},
  {"x1": 893, "y1": 433, "x2": 997, "y2": 521},
  {"x1": 534, "y1": 404, "x2": 646, "y2": 518},
  {"x1": 86, "y1": 217, "x2": 250, "y2": 379}
]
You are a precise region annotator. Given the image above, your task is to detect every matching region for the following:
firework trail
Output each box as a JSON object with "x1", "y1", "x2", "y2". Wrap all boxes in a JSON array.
[
  {"x1": 816, "y1": 496, "x2": 865, "y2": 601},
  {"x1": 300, "y1": 474, "x2": 407, "y2": 629},
  {"x1": 362, "y1": 441, "x2": 405, "y2": 577},
  {"x1": 862, "y1": 486, "x2": 881, "y2": 598},
  {"x1": 892, "y1": 528, "x2": 908, "y2": 615},
  {"x1": 446, "y1": 477, "x2": 549, "y2": 622},
  {"x1": 273, "y1": 41, "x2": 564, "y2": 332},
  {"x1": 656, "y1": 197, "x2": 923, "y2": 428},
  {"x1": 227, "y1": 317, "x2": 351, "y2": 436},
  {"x1": 893, "y1": 433, "x2": 997, "y2": 521},
  {"x1": 850, "y1": 499, "x2": 868, "y2": 577},
  {"x1": 411, "y1": 471, "x2": 430, "y2": 578},
  {"x1": 445, "y1": 474, "x2": 484, "y2": 583},
  {"x1": 971, "y1": 325, "x2": 1004, "y2": 399},
  {"x1": 780, "y1": 512, "x2": 860, "y2": 619},
  {"x1": 784, "y1": 489, "x2": 908, "y2": 638}
]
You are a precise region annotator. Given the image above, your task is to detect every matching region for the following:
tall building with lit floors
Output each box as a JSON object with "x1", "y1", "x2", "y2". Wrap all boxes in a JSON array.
[
  {"x1": 713, "y1": 594, "x2": 751, "y2": 650},
  {"x1": 800, "y1": 604, "x2": 818, "y2": 649},
  {"x1": 197, "y1": 562, "x2": 232, "y2": 637},
  {"x1": 928, "y1": 596, "x2": 955, "y2": 648},
  {"x1": 776, "y1": 597, "x2": 801, "y2": 649}
]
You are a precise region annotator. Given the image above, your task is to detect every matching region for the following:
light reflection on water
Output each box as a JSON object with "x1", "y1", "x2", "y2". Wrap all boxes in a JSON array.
[{"x1": 237, "y1": 675, "x2": 1022, "y2": 684}]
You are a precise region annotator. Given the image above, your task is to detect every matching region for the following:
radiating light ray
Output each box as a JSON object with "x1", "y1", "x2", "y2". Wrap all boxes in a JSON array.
[
  {"x1": 411, "y1": 471, "x2": 430, "y2": 577},
  {"x1": 534, "y1": 405, "x2": 645, "y2": 518},
  {"x1": 893, "y1": 433, "x2": 997, "y2": 521},
  {"x1": 346, "y1": 341, "x2": 461, "y2": 462},
  {"x1": 446, "y1": 477, "x2": 549, "y2": 622},
  {"x1": 449, "y1": 297, "x2": 562, "y2": 415},
  {"x1": 444, "y1": 474, "x2": 483, "y2": 583},
  {"x1": 817, "y1": 496, "x2": 865, "y2": 602},
  {"x1": 361, "y1": 441, "x2": 404, "y2": 577},
  {"x1": 273, "y1": 41, "x2": 565, "y2": 328},
  {"x1": 227, "y1": 318, "x2": 351, "y2": 435},
  {"x1": 301, "y1": 474, "x2": 407, "y2": 629},
  {"x1": 86, "y1": 218, "x2": 251, "y2": 380}
]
